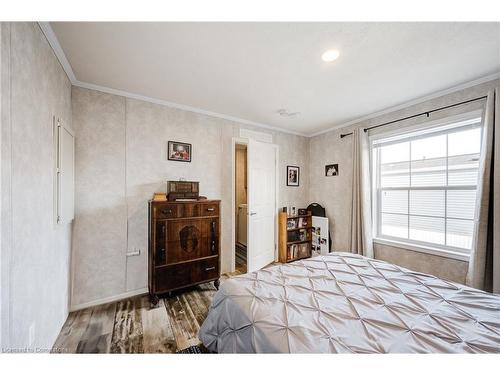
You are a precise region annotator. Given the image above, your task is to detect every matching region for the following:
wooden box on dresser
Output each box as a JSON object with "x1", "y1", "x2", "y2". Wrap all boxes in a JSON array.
[{"x1": 148, "y1": 199, "x2": 221, "y2": 305}]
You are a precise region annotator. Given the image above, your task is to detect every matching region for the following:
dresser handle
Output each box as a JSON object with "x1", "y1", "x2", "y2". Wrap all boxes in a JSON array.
[
  {"x1": 158, "y1": 248, "x2": 166, "y2": 262},
  {"x1": 205, "y1": 266, "x2": 216, "y2": 271},
  {"x1": 206, "y1": 207, "x2": 215, "y2": 212},
  {"x1": 210, "y1": 220, "x2": 217, "y2": 254},
  {"x1": 162, "y1": 209, "x2": 172, "y2": 214}
]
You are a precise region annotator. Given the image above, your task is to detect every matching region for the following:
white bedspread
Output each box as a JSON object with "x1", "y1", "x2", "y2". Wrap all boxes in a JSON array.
[{"x1": 199, "y1": 253, "x2": 500, "y2": 353}]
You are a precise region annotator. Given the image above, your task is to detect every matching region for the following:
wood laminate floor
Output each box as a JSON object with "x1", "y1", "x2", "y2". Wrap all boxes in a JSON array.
[{"x1": 52, "y1": 276, "x2": 243, "y2": 354}]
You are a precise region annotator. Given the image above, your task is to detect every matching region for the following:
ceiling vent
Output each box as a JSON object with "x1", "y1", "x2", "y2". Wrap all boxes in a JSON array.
[{"x1": 277, "y1": 109, "x2": 300, "y2": 119}]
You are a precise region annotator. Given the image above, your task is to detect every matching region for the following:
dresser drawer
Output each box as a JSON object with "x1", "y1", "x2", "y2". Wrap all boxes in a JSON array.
[
  {"x1": 199, "y1": 202, "x2": 219, "y2": 217},
  {"x1": 182, "y1": 203, "x2": 201, "y2": 217},
  {"x1": 154, "y1": 257, "x2": 219, "y2": 292},
  {"x1": 155, "y1": 204, "x2": 181, "y2": 219}
]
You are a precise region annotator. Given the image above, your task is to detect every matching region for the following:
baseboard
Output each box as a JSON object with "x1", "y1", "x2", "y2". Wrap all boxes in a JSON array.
[{"x1": 69, "y1": 287, "x2": 149, "y2": 312}]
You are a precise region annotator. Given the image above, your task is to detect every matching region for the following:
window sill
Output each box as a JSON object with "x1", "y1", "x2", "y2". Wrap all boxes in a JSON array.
[{"x1": 372, "y1": 238, "x2": 470, "y2": 262}]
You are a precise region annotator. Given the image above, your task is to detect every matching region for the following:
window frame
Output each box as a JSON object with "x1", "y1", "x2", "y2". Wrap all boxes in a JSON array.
[{"x1": 369, "y1": 110, "x2": 483, "y2": 260}]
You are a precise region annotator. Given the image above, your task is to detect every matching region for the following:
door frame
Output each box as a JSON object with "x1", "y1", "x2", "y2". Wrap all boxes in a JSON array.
[{"x1": 231, "y1": 136, "x2": 279, "y2": 273}]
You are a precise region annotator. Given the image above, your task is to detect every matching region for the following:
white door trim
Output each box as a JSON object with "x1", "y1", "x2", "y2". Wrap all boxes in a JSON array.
[{"x1": 231, "y1": 137, "x2": 279, "y2": 273}]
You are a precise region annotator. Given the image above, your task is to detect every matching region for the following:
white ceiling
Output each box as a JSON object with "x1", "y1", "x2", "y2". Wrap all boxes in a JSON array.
[{"x1": 50, "y1": 22, "x2": 500, "y2": 136}]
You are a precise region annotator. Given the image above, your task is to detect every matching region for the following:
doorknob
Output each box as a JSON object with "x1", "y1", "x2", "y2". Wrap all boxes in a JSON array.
[{"x1": 249, "y1": 212, "x2": 257, "y2": 216}]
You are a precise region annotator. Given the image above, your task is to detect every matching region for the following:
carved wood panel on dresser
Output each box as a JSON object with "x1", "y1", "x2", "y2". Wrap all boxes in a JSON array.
[{"x1": 148, "y1": 200, "x2": 221, "y2": 305}]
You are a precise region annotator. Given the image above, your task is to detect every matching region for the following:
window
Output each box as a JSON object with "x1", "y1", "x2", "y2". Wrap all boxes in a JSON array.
[{"x1": 371, "y1": 114, "x2": 483, "y2": 256}]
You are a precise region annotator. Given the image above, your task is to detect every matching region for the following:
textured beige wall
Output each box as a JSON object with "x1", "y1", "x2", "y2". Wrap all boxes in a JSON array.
[
  {"x1": 71, "y1": 87, "x2": 310, "y2": 307},
  {"x1": 309, "y1": 78, "x2": 500, "y2": 284},
  {"x1": 71, "y1": 88, "x2": 128, "y2": 305},
  {"x1": 374, "y1": 243, "x2": 468, "y2": 283},
  {"x1": 1, "y1": 23, "x2": 72, "y2": 349}
]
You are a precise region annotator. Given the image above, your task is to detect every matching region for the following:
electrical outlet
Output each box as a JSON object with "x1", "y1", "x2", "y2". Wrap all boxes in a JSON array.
[
  {"x1": 29, "y1": 322, "x2": 35, "y2": 347},
  {"x1": 126, "y1": 248, "x2": 141, "y2": 257}
]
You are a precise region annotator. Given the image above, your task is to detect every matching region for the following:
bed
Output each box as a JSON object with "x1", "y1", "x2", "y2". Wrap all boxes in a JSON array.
[{"x1": 199, "y1": 252, "x2": 500, "y2": 353}]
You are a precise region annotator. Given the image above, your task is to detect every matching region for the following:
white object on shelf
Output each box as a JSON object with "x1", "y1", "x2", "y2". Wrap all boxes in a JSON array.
[{"x1": 312, "y1": 216, "x2": 329, "y2": 256}]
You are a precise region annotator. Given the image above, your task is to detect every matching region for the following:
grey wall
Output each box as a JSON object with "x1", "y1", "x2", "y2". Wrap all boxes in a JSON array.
[
  {"x1": 0, "y1": 22, "x2": 4, "y2": 350},
  {"x1": 0, "y1": 23, "x2": 72, "y2": 350},
  {"x1": 309, "y1": 78, "x2": 500, "y2": 284},
  {"x1": 71, "y1": 87, "x2": 309, "y2": 308}
]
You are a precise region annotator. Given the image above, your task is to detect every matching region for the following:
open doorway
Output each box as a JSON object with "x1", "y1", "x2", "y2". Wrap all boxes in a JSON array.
[
  {"x1": 235, "y1": 143, "x2": 248, "y2": 274},
  {"x1": 232, "y1": 136, "x2": 279, "y2": 274}
]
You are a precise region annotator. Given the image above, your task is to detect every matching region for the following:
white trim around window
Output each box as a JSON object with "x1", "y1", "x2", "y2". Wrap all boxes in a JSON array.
[
  {"x1": 373, "y1": 237, "x2": 470, "y2": 262},
  {"x1": 369, "y1": 110, "x2": 483, "y2": 261}
]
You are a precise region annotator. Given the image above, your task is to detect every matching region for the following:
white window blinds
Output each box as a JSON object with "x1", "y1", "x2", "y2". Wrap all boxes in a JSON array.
[{"x1": 371, "y1": 115, "x2": 482, "y2": 254}]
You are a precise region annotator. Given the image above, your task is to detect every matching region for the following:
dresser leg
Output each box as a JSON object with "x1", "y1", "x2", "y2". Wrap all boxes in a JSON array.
[
  {"x1": 214, "y1": 279, "x2": 220, "y2": 290},
  {"x1": 149, "y1": 293, "x2": 159, "y2": 307}
]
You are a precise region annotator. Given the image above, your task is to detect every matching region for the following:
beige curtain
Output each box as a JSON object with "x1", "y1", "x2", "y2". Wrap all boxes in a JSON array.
[
  {"x1": 466, "y1": 89, "x2": 499, "y2": 293},
  {"x1": 350, "y1": 128, "x2": 374, "y2": 258}
]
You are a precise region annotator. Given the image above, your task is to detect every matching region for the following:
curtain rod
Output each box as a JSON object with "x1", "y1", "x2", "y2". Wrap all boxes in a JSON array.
[{"x1": 339, "y1": 95, "x2": 487, "y2": 138}]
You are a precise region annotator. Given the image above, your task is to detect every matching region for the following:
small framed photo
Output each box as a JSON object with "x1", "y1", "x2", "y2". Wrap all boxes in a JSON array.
[
  {"x1": 325, "y1": 164, "x2": 338, "y2": 176},
  {"x1": 287, "y1": 165, "x2": 300, "y2": 186},
  {"x1": 298, "y1": 208, "x2": 307, "y2": 216},
  {"x1": 168, "y1": 141, "x2": 192, "y2": 162}
]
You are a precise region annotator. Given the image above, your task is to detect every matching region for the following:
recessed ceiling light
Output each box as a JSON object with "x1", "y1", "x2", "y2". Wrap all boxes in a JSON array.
[{"x1": 322, "y1": 49, "x2": 340, "y2": 62}]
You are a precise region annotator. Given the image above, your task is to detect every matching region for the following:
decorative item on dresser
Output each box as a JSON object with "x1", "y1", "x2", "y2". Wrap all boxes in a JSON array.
[
  {"x1": 148, "y1": 199, "x2": 221, "y2": 306},
  {"x1": 167, "y1": 180, "x2": 200, "y2": 201},
  {"x1": 152, "y1": 192, "x2": 167, "y2": 202},
  {"x1": 278, "y1": 210, "x2": 312, "y2": 263}
]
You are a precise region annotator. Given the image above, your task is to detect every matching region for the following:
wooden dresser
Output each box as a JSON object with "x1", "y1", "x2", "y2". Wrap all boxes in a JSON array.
[{"x1": 148, "y1": 200, "x2": 221, "y2": 304}]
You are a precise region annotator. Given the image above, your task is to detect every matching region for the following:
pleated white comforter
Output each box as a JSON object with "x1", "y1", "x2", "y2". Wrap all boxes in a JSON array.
[{"x1": 199, "y1": 253, "x2": 500, "y2": 353}]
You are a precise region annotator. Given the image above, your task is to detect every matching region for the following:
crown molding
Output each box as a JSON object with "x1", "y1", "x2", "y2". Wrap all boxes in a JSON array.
[
  {"x1": 38, "y1": 22, "x2": 77, "y2": 83},
  {"x1": 39, "y1": 22, "x2": 499, "y2": 139},
  {"x1": 38, "y1": 22, "x2": 307, "y2": 137},
  {"x1": 309, "y1": 71, "x2": 500, "y2": 137},
  {"x1": 72, "y1": 80, "x2": 307, "y2": 136}
]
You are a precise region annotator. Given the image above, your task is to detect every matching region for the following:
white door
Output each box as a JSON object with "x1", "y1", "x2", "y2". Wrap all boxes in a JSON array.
[{"x1": 247, "y1": 139, "x2": 277, "y2": 272}]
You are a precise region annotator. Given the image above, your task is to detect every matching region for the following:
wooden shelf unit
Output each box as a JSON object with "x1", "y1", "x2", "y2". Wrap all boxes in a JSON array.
[{"x1": 278, "y1": 211, "x2": 313, "y2": 263}]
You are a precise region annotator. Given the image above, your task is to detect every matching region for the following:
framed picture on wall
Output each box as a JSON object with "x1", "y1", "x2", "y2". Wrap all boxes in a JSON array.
[
  {"x1": 325, "y1": 163, "x2": 338, "y2": 176},
  {"x1": 168, "y1": 141, "x2": 192, "y2": 162},
  {"x1": 287, "y1": 165, "x2": 300, "y2": 186}
]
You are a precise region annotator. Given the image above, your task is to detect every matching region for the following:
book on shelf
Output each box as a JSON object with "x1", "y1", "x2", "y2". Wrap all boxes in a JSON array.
[
  {"x1": 279, "y1": 210, "x2": 312, "y2": 263},
  {"x1": 298, "y1": 243, "x2": 309, "y2": 258},
  {"x1": 287, "y1": 229, "x2": 309, "y2": 242},
  {"x1": 288, "y1": 244, "x2": 299, "y2": 260},
  {"x1": 288, "y1": 243, "x2": 309, "y2": 260}
]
